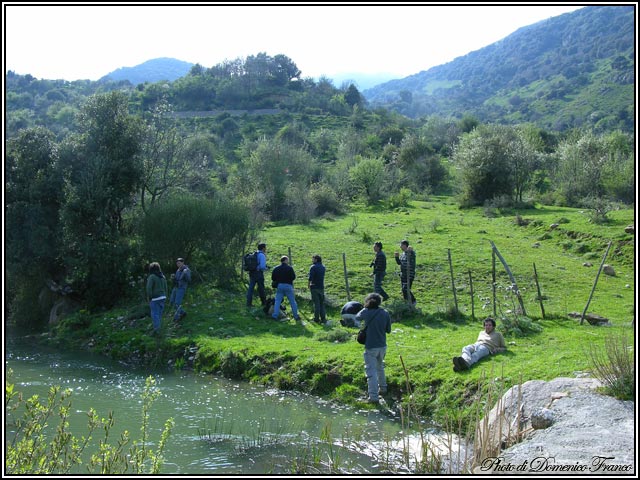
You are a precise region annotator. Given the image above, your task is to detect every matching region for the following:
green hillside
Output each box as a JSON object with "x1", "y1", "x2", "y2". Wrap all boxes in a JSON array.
[{"x1": 363, "y1": 6, "x2": 634, "y2": 133}]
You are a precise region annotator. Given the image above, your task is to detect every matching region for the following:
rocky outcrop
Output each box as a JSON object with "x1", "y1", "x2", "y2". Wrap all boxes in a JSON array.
[{"x1": 474, "y1": 377, "x2": 635, "y2": 475}]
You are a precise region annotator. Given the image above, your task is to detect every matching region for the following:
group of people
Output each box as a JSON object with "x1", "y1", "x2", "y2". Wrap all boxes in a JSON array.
[
  {"x1": 145, "y1": 258, "x2": 191, "y2": 334},
  {"x1": 146, "y1": 245, "x2": 506, "y2": 404},
  {"x1": 244, "y1": 239, "x2": 418, "y2": 325},
  {"x1": 370, "y1": 240, "x2": 416, "y2": 305}
]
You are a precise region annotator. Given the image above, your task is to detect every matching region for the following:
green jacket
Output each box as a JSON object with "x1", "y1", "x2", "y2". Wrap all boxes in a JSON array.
[{"x1": 146, "y1": 273, "x2": 167, "y2": 300}]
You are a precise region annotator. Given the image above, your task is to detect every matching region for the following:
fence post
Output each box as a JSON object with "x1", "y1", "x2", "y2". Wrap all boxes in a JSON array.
[
  {"x1": 468, "y1": 269, "x2": 475, "y2": 320},
  {"x1": 447, "y1": 248, "x2": 459, "y2": 318},
  {"x1": 580, "y1": 241, "x2": 612, "y2": 325},
  {"x1": 342, "y1": 253, "x2": 351, "y2": 301},
  {"x1": 489, "y1": 240, "x2": 527, "y2": 317},
  {"x1": 492, "y1": 250, "x2": 497, "y2": 318},
  {"x1": 533, "y1": 263, "x2": 545, "y2": 319},
  {"x1": 288, "y1": 247, "x2": 292, "y2": 266}
]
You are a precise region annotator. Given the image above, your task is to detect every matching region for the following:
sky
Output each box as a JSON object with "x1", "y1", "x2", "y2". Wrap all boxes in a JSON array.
[{"x1": 4, "y1": 3, "x2": 586, "y2": 83}]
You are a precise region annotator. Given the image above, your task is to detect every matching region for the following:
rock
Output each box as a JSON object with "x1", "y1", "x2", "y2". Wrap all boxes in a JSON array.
[
  {"x1": 602, "y1": 264, "x2": 616, "y2": 276},
  {"x1": 532, "y1": 242, "x2": 540, "y2": 248},
  {"x1": 583, "y1": 262, "x2": 592, "y2": 267},
  {"x1": 567, "y1": 312, "x2": 609, "y2": 325},
  {"x1": 531, "y1": 407, "x2": 554, "y2": 429},
  {"x1": 48, "y1": 297, "x2": 81, "y2": 325},
  {"x1": 474, "y1": 377, "x2": 635, "y2": 475},
  {"x1": 549, "y1": 223, "x2": 559, "y2": 230},
  {"x1": 624, "y1": 225, "x2": 634, "y2": 234}
]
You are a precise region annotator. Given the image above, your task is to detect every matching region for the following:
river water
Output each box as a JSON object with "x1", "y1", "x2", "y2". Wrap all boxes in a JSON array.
[{"x1": 5, "y1": 335, "x2": 453, "y2": 475}]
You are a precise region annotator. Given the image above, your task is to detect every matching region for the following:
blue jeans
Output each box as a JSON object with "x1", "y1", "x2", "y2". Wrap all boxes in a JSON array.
[
  {"x1": 310, "y1": 288, "x2": 326, "y2": 322},
  {"x1": 273, "y1": 283, "x2": 299, "y2": 320},
  {"x1": 247, "y1": 271, "x2": 266, "y2": 306},
  {"x1": 374, "y1": 272, "x2": 389, "y2": 300},
  {"x1": 150, "y1": 298, "x2": 165, "y2": 332},
  {"x1": 461, "y1": 343, "x2": 490, "y2": 366},
  {"x1": 364, "y1": 346, "x2": 387, "y2": 401},
  {"x1": 170, "y1": 286, "x2": 187, "y2": 320}
]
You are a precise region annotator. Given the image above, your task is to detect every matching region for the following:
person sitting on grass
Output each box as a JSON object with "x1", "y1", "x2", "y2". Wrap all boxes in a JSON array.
[{"x1": 453, "y1": 317, "x2": 506, "y2": 372}]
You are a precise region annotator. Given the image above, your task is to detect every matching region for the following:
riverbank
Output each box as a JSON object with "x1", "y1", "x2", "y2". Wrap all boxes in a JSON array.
[{"x1": 37, "y1": 280, "x2": 633, "y2": 437}]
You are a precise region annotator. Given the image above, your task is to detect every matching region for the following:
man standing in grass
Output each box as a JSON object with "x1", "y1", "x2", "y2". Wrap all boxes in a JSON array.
[
  {"x1": 247, "y1": 243, "x2": 268, "y2": 308},
  {"x1": 271, "y1": 255, "x2": 301, "y2": 321},
  {"x1": 146, "y1": 262, "x2": 167, "y2": 335},
  {"x1": 308, "y1": 254, "x2": 326, "y2": 324},
  {"x1": 453, "y1": 317, "x2": 506, "y2": 371},
  {"x1": 370, "y1": 242, "x2": 389, "y2": 301},
  {"x1": 394, "y1": 240, "x2": 416, "y2": 305},
  {"x1": 356, "y1": 293, "x2": 392, "y2": 403},
  {"x1": 170, "y1": 257, "x2": 191, "y2": 321}
]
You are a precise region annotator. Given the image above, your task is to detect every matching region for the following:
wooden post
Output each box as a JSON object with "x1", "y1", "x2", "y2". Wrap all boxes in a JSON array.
[
  {"x1": 342, "y1": 253, "x2": 351, "y2": 301},
  {"x1": 468, "y1": 269, "x2": 475, "y2": 320},
  {"x1": 288, "y1": 246, "x2": 292, "y2": 266},
  {"x1": 447, "y1": 249, "x2": 459, "y2": 317},
  {"x1": 492, "y1": 250, "x2": 497, "y2": 318},
  {"x1": 532, "y1": 263, "x2": 546, "y2": 319},
  {"x1": 489, "y1": 241, "x2": 527, "y2": 317},
  {"x1": 580, "y1": 241, "x2": 612, "y2": 325}
]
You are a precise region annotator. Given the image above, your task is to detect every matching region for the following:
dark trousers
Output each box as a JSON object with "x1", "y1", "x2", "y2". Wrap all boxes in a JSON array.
[
  {"x1": 310, "y1": 288, "x2": 326, "y2": 322},
  {"x1": 374, "y1": 272, "x2": 389, "y2": 300},
  {"x1": 401, "y1": 277, "x2": 416, "y2": 303},
  {"x1": 247, "y1": 271, "x2": 266, "y2": 306}
]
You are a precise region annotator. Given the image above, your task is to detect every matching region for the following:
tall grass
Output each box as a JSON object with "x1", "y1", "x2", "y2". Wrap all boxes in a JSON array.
[{"x1": 588, "y1": 331, "x2": 635, "y2": 400}]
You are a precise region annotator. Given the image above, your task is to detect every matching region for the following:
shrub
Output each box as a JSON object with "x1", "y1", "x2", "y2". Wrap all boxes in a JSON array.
[
  {"x1": 5, "y1": 374, "x2": 173, "y2": 474},
  {"x1": 588, "y1": 332, "x2": 634, "y2": 400},
  {"x1": 310, "y1": 183, "x2": 344, "y2": 215},
  {"x1": 141, "y1": 194, "x2": 252, "y2": 283},
  {"x1": 314, "y1": 328, "x2": 352, "y2": 343},
  {"x1": 386, "y1": 187, "x2": 413, "y2": 209},
  {"x1": 219, "y1": 350, "x2": 247, "y2": 379},
  {"x1": 499, "y1": 315, "x2": 542, "y2": 337}
]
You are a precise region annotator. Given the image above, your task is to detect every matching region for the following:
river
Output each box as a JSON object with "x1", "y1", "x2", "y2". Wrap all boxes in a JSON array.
[{"x1": 5, "y1": 335, "x2": 455, "y2": 475}]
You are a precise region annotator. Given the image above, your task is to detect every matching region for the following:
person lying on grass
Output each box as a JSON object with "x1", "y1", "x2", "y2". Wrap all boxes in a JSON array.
[{"x1": 453, "y1": 317, "x2": 506, "y2": 372}]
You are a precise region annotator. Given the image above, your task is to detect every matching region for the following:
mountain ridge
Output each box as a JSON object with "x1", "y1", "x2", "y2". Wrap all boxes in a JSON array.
[{"x1": 361, "y1": 5, "x2": 634, "y2": 131}]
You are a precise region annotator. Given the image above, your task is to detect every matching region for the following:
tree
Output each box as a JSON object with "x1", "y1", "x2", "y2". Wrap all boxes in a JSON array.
[
  {"x1": 395, "y1": 133, "x2": 447, "y2": 195},
  {"x1": 555, "y1": 130, "x2": 634, "y2": 205},
  {"x1": 139, "y1": 101, "x2": 212, "y2": 211},
  {"x1": 5, "y1": 127, "x2": 65, "y2": 328},
  {"x1": 58, "y1": 91, "x2": 144, "y2": 308},
  {"x1": 240, "y1": 138, "x2": 314, "y2": 221},
  {"x1": 453, "y1": 124, "x2": 516, "y2": 206},
  {"x1": 344, "y1": 84, "x2": 362, "y2": 108},
  {"x1": 349, "y1": 156, "x2": 385, "y2": 204}
]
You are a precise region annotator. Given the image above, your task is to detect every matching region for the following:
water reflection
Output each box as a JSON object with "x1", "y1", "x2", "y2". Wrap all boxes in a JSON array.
[{"x1": 6, "y1": 336, "x2": 430, "y2": 474}]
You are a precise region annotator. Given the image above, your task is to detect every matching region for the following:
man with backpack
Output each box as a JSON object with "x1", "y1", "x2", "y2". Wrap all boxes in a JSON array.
[
  {"x1": 246, "y1": 243, "x2": 268, "y2": 308},
  {"x1": 170, "y1": 257, "x2": 191, "y2": 321}
]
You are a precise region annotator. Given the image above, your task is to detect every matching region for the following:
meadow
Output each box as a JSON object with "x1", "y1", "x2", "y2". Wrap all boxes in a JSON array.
[{"x1": 47, "y1": 199, "x2": 635, "y2": 430}]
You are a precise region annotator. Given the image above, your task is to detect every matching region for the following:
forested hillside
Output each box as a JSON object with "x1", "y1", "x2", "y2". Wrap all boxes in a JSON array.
[{"x1": 363, "y1": 6, "x2": 634, "y2": 133}]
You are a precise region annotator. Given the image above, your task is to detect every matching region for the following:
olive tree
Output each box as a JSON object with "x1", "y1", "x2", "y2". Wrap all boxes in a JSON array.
[{"x1": 453, "y1": 124, "x2": 537, "y2": 206}]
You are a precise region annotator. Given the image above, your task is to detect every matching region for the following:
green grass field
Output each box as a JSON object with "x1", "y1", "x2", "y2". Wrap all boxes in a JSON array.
[{"x1": 48, "y1": 199, "x2": 635, "y2": 429}]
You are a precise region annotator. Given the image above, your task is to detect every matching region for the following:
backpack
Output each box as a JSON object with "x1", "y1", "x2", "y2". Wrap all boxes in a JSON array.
[{"x1": 243, "y1": 251, "x2": 259, "y2": 272}]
